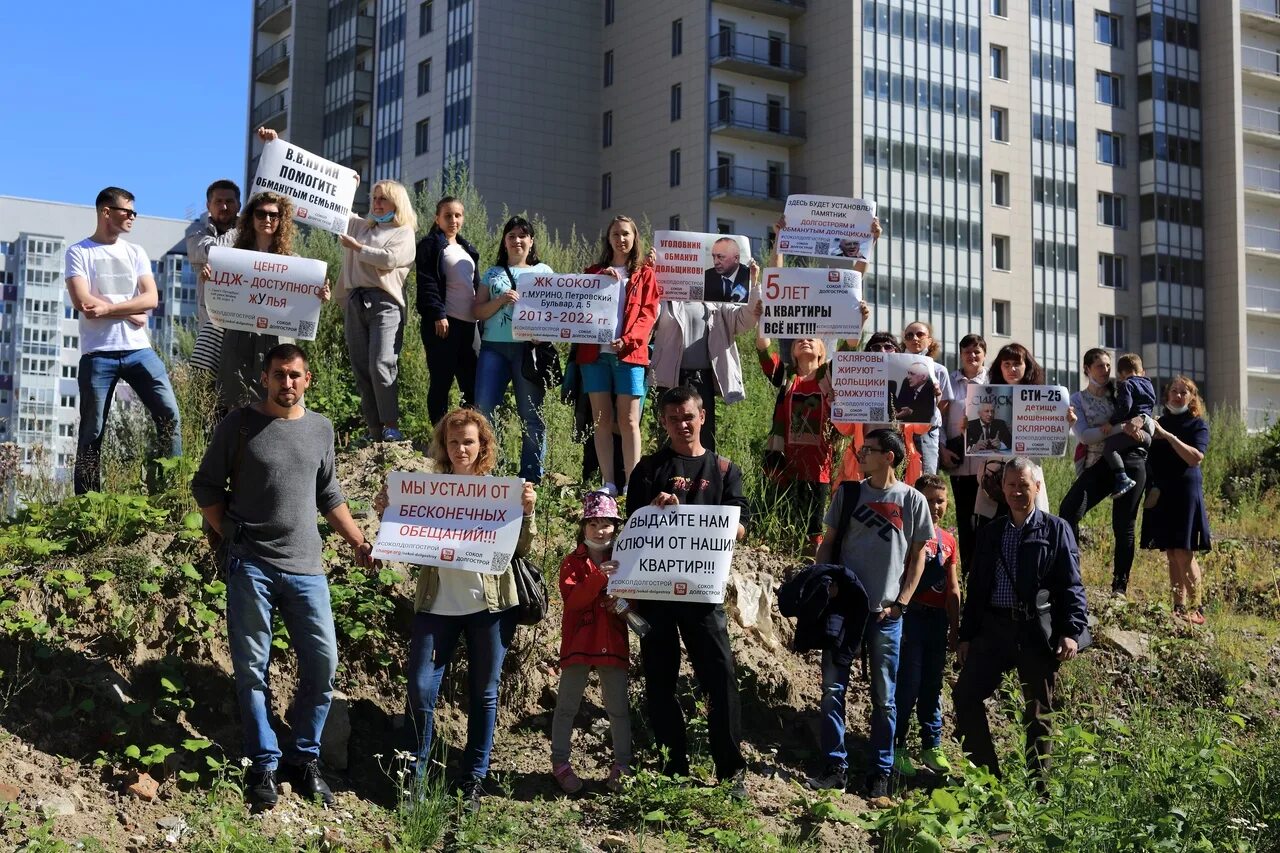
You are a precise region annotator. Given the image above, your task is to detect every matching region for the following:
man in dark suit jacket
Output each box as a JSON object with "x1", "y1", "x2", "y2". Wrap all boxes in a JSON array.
[
  {"x1": 965, "y1": 403, "x2": 1012, "y2": 452},
  {"x1": 953, "y1": 457, "x2": 1089, "y2": 782},
  {"x1": 703, "y1": 237, "x2": 750, "y2": 303}
]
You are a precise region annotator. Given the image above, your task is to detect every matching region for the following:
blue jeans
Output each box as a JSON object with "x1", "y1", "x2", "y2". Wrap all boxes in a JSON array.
[
  {"x1": 820, "y1": 613, "x2": 903, "y2": 775},
  {"x1": 475, "y1": 341, "x2": 546, "y2": 482},
  {"x1": 915, "y1": 424, "x2": 940, "y2": 476},
  {"x1": 895, "y1": 605, "x2": 949, "y2": 749},
  {"x1": 75, "y1": 348, "x2": 181, "y2": 494},
  {"x1": 407, "y1": 608, "x2": 518, "y2": 783},
  {"x1": 225, "y1": 557, "x2": 338, "y2": 772}
]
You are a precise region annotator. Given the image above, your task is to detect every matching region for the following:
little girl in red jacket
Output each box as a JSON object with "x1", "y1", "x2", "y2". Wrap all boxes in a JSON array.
[{"x1": 551, "y1": 492, "x2": 633, "y2": 794}]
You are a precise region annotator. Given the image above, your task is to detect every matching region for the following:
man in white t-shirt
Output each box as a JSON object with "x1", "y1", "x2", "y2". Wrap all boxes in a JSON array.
[{"x1": 65, "y1": 187, "x2": 182, "y2": 494}]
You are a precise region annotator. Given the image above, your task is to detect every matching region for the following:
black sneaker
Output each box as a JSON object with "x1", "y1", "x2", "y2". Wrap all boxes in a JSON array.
[
  {"x1": 458, "y1": 777, "x2": 484, "y2": 814},
  {"x1": 245, "y1": 768, "x2": 278, "y2": 810},
  {"x1": 866, "y1": 772, "x2": 893, "y2": 804},
  {"x1": 807, "y1": 763, "x2": 847, "y2": 791},
  {"x1": 1111, "y1": 473, "x2": 1137, "y2": 499},
  {"x1": 291, "y1": 759, "x2": 334, "y2": 806},
  {"x1": 726, "y1": 769, "x2": 748, "y2": 801}
]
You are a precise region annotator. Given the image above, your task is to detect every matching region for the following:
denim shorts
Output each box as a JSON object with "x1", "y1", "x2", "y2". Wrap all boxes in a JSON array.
[{"x1": 580, "y1": 351, "x2": 647, "y2": 397}]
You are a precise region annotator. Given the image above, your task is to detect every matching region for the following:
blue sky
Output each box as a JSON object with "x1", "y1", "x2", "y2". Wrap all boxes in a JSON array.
[{"x1": 0, "y1": 4, "x2": 251, "y2": 222}]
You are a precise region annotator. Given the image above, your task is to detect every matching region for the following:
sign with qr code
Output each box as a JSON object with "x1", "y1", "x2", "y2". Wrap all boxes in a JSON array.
[
  {"x1": 776, "y1": 195, "x2": 877, "y2": 261},
  {"x1": 372, "y1": 473, "x2": 525, "y2": 573},
  {"x1": 653, "y1": 231, "x2": 753, "y2": 302},
  {"x1": 964, "y1": 384, "x2": 1070, "y2": 458},
  {"x1": 204, "y1": 247, "x2": 327, "y2": 340},
  {"x1": 250, "y1": 139, "x2": 359, "y2": 235},
  {"x1": 829, "y1": 351, "x2": 937, "y2": 425},
  {"x1": 607, "y1": 505, "x2": 740, "y2": 603},
  {"x1": 511, "y1": 272, "x2": 621, "y2": 345},
  {"x1": 760, "y1": 267, "x2": 863, "y2": 338}
]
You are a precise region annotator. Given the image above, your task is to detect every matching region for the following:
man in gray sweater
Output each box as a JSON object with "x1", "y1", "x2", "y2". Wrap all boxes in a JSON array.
[{"x1": 193, "y1": 343, "x2": 373, "y2": 810}]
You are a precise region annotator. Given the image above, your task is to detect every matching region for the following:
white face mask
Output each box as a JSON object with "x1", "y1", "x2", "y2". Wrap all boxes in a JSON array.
[
  {"x1": 1166, "y1": 403, "x2": 1189, "y2": 415},
  {"x1": 1087, "y1": 375, "x2": 1108, "y2": 388}
]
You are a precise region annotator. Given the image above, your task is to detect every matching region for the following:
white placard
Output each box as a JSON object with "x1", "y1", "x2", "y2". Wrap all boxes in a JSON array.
[
  {"x1": 250, "y1": 139, "x2": 360, "y2": 236},
  {"x1": 963, "y1": 384, "x2": 1015, "y2": 457},
  {"x1": 510, "y1": 272, "x2": 620, "y2": 344},
  {"x1": 760, "y1": 267, "x2": 863, "y2": 339},
  {"x1": 964, "y1": 385, "x2": 1071, "y2": 457},
  {"x1": 205, "y1": 246, "x2": 327, "y2": 340},
  {"x1": 652, "y1": 230, "x2": 753, "y2": 301},
  {"x1": 608, "y1": 505, "x2": 741, "y2": 603},
  {"x1": 830, "y1": 351, "x2": 938, "y2": 424},
  {"x1": 777, "y1": 195, "x2": 877, "y2": 260},
  {"x1": 371, "y1": 473, "x2": 525, "y2": 573}
]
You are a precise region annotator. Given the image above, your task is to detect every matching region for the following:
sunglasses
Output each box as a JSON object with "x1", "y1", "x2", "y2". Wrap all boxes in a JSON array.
[
  {"x1": 868, "y1": 343, "x2": 897, "y2": 352},
  {"x1": 253, "y1": 209, "x2": 282, "y2": 222},
  {"x1": 106, "y1": 206, "x2": 138, "y2": 219}
]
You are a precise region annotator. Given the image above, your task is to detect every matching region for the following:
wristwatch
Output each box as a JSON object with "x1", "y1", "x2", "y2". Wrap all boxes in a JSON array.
[{"x1": 892, "y1": 599, "x2": 909, "y2": 613}]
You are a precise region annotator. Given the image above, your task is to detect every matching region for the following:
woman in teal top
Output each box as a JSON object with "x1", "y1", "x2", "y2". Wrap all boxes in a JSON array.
[{"x1": 473, "y1": 216, "x2": 554, "y2": 482}]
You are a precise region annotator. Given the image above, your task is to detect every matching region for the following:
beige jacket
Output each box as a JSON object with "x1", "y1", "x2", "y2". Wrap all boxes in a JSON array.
[
  {"x1": 651, "y1": 292, "x2": 761, "y2": 403},
  {"x1": 336, "y1": 216, "x2": 416, "y2": 308}
]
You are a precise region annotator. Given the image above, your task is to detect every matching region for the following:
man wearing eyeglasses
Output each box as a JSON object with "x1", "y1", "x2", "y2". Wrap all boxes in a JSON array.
[
  {"x1": 65, "y1": 186, "x2": 182, "y2": 494},
  {"x1": 810, "y1": 428, "x2": 932, "y2": 803}
]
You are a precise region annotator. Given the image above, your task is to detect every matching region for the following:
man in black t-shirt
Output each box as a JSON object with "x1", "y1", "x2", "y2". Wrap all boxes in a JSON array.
[{"x1": 626, "y1": 386, "x2": 750, "y2": 797}]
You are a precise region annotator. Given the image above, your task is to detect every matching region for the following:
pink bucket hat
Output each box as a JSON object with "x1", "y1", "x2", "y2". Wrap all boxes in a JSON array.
[{"x1": 582, "y1": 491, "x2": 622, "y2": 521}]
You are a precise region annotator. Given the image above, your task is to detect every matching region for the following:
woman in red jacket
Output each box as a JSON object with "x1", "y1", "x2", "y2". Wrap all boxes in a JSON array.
[
  {"x1": 550, "y1": 492, "x2": 632, "y2": 794},
  {"x1": 577, "y1": 216, "x2": 660, "y2": 496}
]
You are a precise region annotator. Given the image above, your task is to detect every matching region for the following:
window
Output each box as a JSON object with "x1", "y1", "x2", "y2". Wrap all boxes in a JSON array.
[
  {"x1": 716, "y1": 218, "x2": 735, "y2": 234},
  {"x1": 62, "y1": 364, "x2": 77, "y2": 379},
  {"x1": 1099, "y1": 314, "x2": 1127, "y2": 350},
  {"x1": 1099, "y1": 253, "x2": 1126, "y2": 289},
  {"x1": 991, "y1": 0, "x2": 1007, "y2": 16},
  {"x1": 669, "y1": 215, "x2": 681, "y2": 230},
  {"x1": 991, "y1": 107, "x2": 1008, "y2": 142},
  {"x1": 669, "y1": 149, "x2": 681, "y2": 187},
  {"x1": 414, "y1": 118, "x2": 430, "y2": 156},
  {"x1": 1097, "y1": 131, "x2": 1124, "y2": 165},
  {"x1": 1096, "y1": 72, "x2": 1123, "y2": 107},
  {"x1": 670, "y1": 84, "x2": 682, "y2": 121},
  {"x1": 601, "y1": 173, "x2": 612, "y2": 209},
  {"x1": 417, "y1": 59, "x2": 431, "y2": 96},
  {"x1": 1097, "y1": 192, "x2": 1126, "y2": 228},
  {"x1": 1095, "y1": 11, "x2": 1121, "y2": 46},
  {"x1": 418, "y1": 0, "x2": 433, "y2": 36},
  {"x1": 60, "y1": 394, "x2": 75, "y2": 408},
  {"x1": 991, "y1": 171, "x2": 1010, "y2": 207},
  {"x1": 603, "y1": 50, "x2": 613, "y2": 86},
  {"x1": 602, "y1": 111, "x2": 613, "y2": 147},
  {"x1": 992, "y1": 235, "x2": 1011, "y2": 271},
  {"x1": 990, "y1": 45, "x2": 1007, "y2": 80},
  {"x1": 992, "y1": 300, "x2": 1011, "y2": 336},
  {"x1": 672, "y1": 19, "x2": 683, "y2": 56},
  {"x1": 604, "y1": 0, "x2": 615, "y2": 25}
]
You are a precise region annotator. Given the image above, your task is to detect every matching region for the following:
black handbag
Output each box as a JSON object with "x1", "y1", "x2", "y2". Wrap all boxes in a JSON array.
[
  {"x1": 504, "y1": 265, "x2": 564, "y2": 391},
  {"x1": 509, "y1": 554, "x2": 549, "y2": 625}
]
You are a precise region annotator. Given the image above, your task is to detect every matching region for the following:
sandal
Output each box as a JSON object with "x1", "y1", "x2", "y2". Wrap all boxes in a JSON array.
[{"x1": 552, "y1": 763, "x2": 583, "y2": 794}]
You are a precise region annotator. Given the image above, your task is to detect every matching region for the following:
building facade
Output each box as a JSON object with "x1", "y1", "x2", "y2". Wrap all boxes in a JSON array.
[
  {"x1": 247, "y1": 0, "x2": 1264, "y2": 417},
  {"x1": 0, "y1": 196, "x2": 194, "y2": 480}
]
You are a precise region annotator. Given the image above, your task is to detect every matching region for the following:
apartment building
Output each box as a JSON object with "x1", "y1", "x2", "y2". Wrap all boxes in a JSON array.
[
  {"x1": 249, "y1": 0, "x2": 1264, "y2": 416},
  {"x1": 0, "y1": 196, "x2": 194, "y2": 480}
]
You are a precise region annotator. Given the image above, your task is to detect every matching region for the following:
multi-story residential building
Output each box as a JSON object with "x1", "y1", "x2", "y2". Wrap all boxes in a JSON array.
[
  {"x1": 0, "y1": 196, "x2": 194, "y2": 481},
  {"x1": 247, "y1": 0, "x2": 1265, "y2": 419}
]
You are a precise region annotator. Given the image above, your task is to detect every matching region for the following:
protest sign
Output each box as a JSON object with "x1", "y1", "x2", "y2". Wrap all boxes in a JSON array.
[
  {"x1": 205, "y1": 246, "x2": 327, "y2": 340},
  {"x1": 371, "y1": 473, "x2": 525, "y2": 573},
  {"x1": 830, "y1": 352, "x2": 938, "y2": 424},
  {"x1": 964, "y1": 384, "x2": 1070, "y2": 457},
  {"x1": 652, "y1": 230, "x2": 753, "y2": 301},
  {"x1": 760, "y1": 267, "x2": 863, "y2": 339},
  {"x1": 250, "y1": 139, "x2": 359, "y2": 236},
  {"x1": 608, "y1": 505, "x2": 741, "y2": 603},
  {"x1": 510, "y1": 272, "x2": 620, "y2": 344},
  {"x1": 776, "y1": 195, "x2": 877, "y2": 261}
]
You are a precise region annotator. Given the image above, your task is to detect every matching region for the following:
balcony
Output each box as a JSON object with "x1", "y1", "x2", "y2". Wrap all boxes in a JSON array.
[
  {"x1": 708, "y1": 31, "x2": 806, "y2": 81},
  {"x1": 1244, "y1": 104, "x2": 1280, "y2": 146},
  {"x1": 1247, "y1": 224, "x2": 1280, "y2": 256},
  {"x1": 708, "y1": 97, "x2": 806, "y2": 146},
  {"x1": 356, "y1": 13, "x2": 376, "y2": 48},
  {"x1": 716, "y1": 0, "x2": 806, "y2": 19},
  {"x1": 1247, "y1": 283, "x2": 1280, "y2": 314},
  {"x1": 252, "y1": 92, "x2": 288, "y2": 130},
  {"x1": 1248, "y1": 345, "x2": 1280, "y2": 376},
  {"x1": 256, "y1": 0, "x2": 292, "y2": 33},
  {"x1": 1243, "y1": 0, "x2": 1280, "y2": 34},
  {"x1": 254, "y1": 38, "x2": 289, "y2": 84},
  {"x1": 1244, "y1": 45, "x2": 1280, "y2": 85},
  {"x1": 354, "y1": 69, "x2": 374, "y2": 107},
  {"x1": 708, "y1": 165, "x2": 805, "y2": 209},
  {"x1": 1247, "y1": 163, "x2": 1280, "y2": 198}
]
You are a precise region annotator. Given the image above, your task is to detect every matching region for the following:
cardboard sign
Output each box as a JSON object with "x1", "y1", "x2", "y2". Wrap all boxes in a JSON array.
[
  {"x1": 608, "y1": 505, "x2": 741, "y2": 603},
  {"x1": 250, "y1": 139, "x2": 360, "y2": 235},
  {"x1": 830, "y1": 352, "x2": 938, "y2": 424},
  {"x1": 371, "y1": 473, "x2": 525, "y2": 573},
  {"x1": 204, "y1": 246, "x2": 327, "y2": 339},
  {"x1": 510, "y1": 272, "x2": 620, "y2": 344},
  {"x1": 777, "y1": 195, "x2": 877, "y2": 260},
  {"x1": 964, "y1": 384, "x2": 1071, "y2": 457},
  {"x1": 760, "y1": 267, "x2": 863, "y2": 339},
  {"x1": 652, "y1": 230, "x2": 753, "y2": 301}
]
